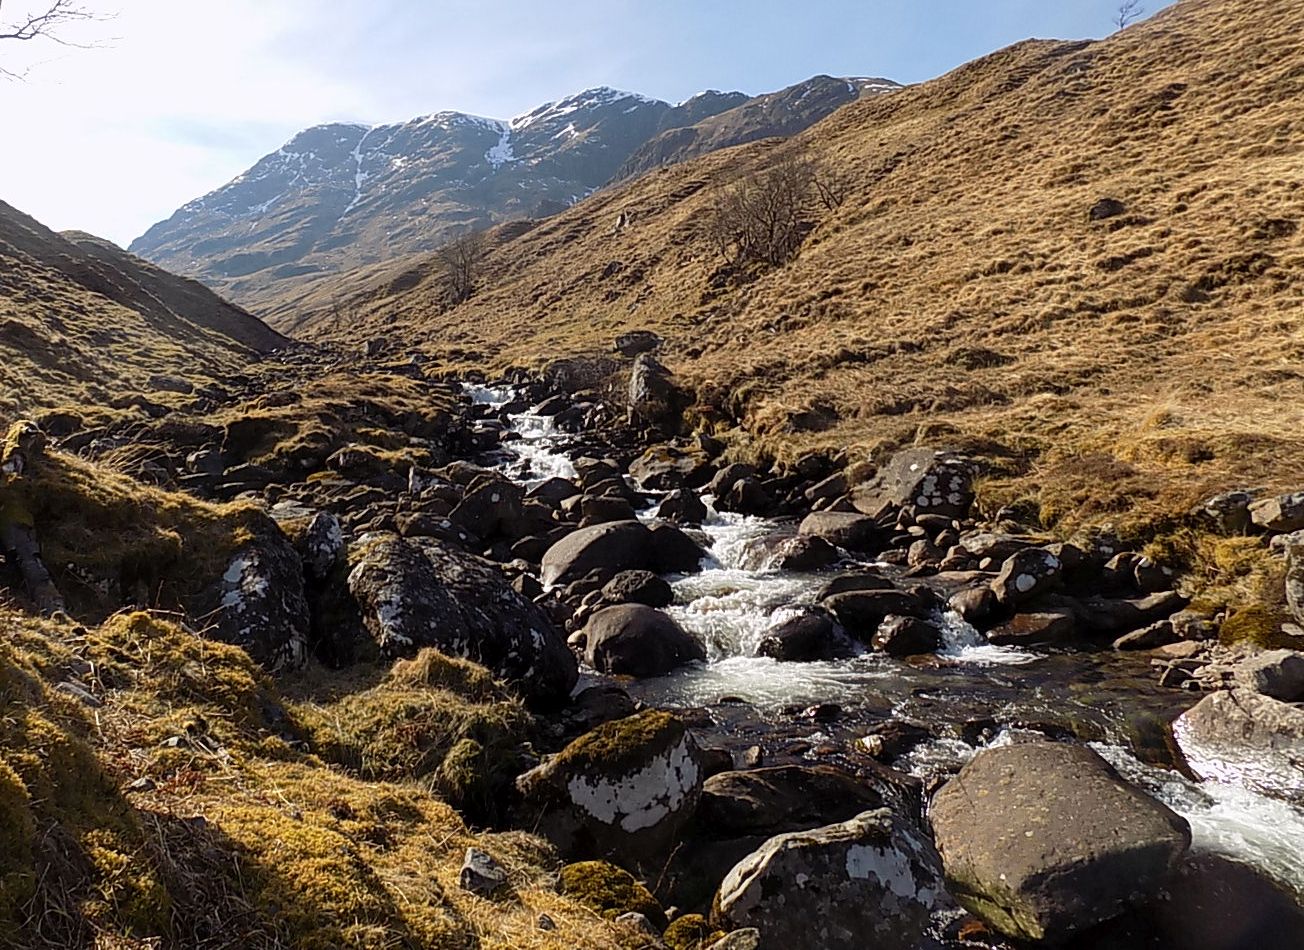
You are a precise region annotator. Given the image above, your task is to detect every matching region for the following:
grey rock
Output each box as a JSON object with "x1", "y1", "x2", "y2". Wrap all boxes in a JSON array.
[
  {"x1": 602, "y1": 570, "x2": 674, "y2": 608},
  {"x1": 987, "y1": 610, "x2": 1077, "y2": 647},
  {"x1": 1174, "y1": 690, "x2": 1304, "y2": 805},
  {"x1": 459, "y1": 847, "x2": 508, "y2": 897},
  {"x1": 1193, "y1": 489, "x2": 1257, "y2": 534},
  {"x1": 798, "y1": 511, "x2": 882, "y2": 553},
  {"x1": 1234, "y1": 649, "x2": 1304, "y2": 701},
  {"x1": 628, "y1": 354, "x2": 684, "y2": 431},
  {"x1": 541, "y1": 520, "x2": 653, "y2": 587},
  {"x1": 851, "y1": 447, "x2": 976, "y2": 519},
  {"x1": 931, "y1": 742, "x2": 1190, "y2": 942},
  {"x1": 992, "y1": 547, "x2": 1062, "y2": 607},
  {"x1": 758, "y1": 607, "x2": 850, "y2": 662},
  {"x1": 873, "y1": 615, "x2": 941, "y2": 656},
  {"x1": 1251, "y1": 491, "x2": 1304, "y2": 534},
  {"x1": 584, "y1": 604, "x2": 706, "y2": 678},
  {"x1": 699, "y1": 766, "x2": 885, "y2": 838}
]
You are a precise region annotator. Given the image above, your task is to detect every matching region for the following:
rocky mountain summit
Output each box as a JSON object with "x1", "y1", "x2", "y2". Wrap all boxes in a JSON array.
[{"x1": 129, "y1": 76, "x2": 899, "y2": 317}]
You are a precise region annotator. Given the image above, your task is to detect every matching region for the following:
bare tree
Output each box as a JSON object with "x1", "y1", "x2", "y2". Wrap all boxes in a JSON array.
[
  {"x1": 436, "y1": 229, "x2": 488, "y2": 304},
  {"x1": 0, "y1": 0, "x2": 103, "y2": 78},
  {"x1": 1114, "y1": 0, "x2": 1145, "y2": 30},
  {"x1": 811, "y1": 164, "x2": 854, "y2": 211},
  {"x1": 706, "y1": 157, "x2": 818, "y2": 268}
]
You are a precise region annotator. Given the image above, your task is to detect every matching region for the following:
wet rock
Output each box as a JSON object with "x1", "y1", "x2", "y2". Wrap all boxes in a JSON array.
[
  {"x1": 629, "y1": 443, "x2": 713, "y2": 491},
  {"x1": 541, "y1": 520, "x2": 654, "y2": 587},
  {"x1": 698, "y1": 766, "x2": 885, "y2": 838},
  {"x1": 852, "y1": 447, "x2": 976, "y2": 520},
  {"x1": 1193, "y1": 489, "x2": 1257, "y2": 534},
  {"x1": 798, "y1": 511, "x2": 883, "y2": 554},
  {"x1": 459, "y1": 847, "x2": 508, "y2": 897},
  {"x1": 655, "y1": 488, "x2": 709, "y2": 525},
  {"x1": 602, "y1": 570, "x2": 674, "y2": 608},
  {"x1": 931, "y1": 742, "x2": 1191, "y2": 942},
  {"x1": 804, "y1": 472, "x2": 848, "y2": 506},
  {"x1": 992, "y1": 547, "x2": 1063, "y2": 607},
  {"x1": 1250, "y1": 491, "x2": 1304, "y2": 534},
  {"x1": 1113, "y1": 620, "x2": 1179, "y2": 651},
  {"x1": 628, "y1": 354, "x2": 684, "y2": 431},
  {"x1": 758, "y1": 607, "x2": 850, "y2": 662},
  {"x1": 717, "y1": 476, "x2": 773, "y2": 515},
  {"x1": 740, "y1": 534, "x2": 838, "y2": 572},
  {"x1": 347, "y1": 534, "x2": 577, "y2": 701},
  {"x1": 517, "y1": 711, "x2": 706, "y2": 868},
  {"x1": 708, "y1": 463, "x2": 755, "y2": 498},
  {"x1": 204, "y1": 524, "x2": 310, "y2": 672},
  {"x1": 823, "y1": 589, "x2": 928, "y2": 638},
  {"x1": 873, "y1": 615, "x2": 942, "y2": 656},
  {"x1": 583, "y1": 605, "x2": 706, "y2": 678},
  {"x1": 987, "y1": 610, "x2": 1077, "y2": 647},
  {"x1": 856, "y1": 720, "x2": 932, "y2": 763},
  {"x1": 816, "y1": 571, "x2": 895, "y2": 600},
  {"x1": 1235, "y1": 649, "x2": 1304, "y2": 701},
  {"x1": 712, "y1": 808, "x2": 946, "y2": 949},
  {"x1": 649, "y1": 522, "x2": 708, "y2": 574},
  {"x1": 533, "y1": 393, "x2": 571, "y2": 416},
  {"x1": 527, "y1": 476, "x2": 580, "y2": 507},
  {"x1": 1174, "y1": 690, "x2": 1304, "y2": 804},
  {"x1": 948, "y1": 586, "x2": 1000, "y2": 627}
]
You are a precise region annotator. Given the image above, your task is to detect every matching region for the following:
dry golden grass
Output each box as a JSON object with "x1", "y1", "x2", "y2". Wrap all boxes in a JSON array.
[{"x1": 298, "y1": 0, "x2": 1304, "y2": 537}]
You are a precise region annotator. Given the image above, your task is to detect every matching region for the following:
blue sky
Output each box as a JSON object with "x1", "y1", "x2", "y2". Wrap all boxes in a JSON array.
[{"x1": 0, "y1": 0, "x2": 1175, "y2": 246}]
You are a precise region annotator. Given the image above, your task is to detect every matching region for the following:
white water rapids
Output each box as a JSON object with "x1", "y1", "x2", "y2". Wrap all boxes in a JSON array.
[{"x1": 467, "y1": 383, "x2": 1304, "y2": 901}]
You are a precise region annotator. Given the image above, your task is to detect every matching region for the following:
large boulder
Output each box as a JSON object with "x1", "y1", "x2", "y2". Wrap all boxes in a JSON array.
[
  {"x1": 1250, "y1": 491, "x2": 1304, "y2": 533},
  {"x1": 628, "y1": 354, "x2": 684, "y2": 431},
  {"x1": 1235, "y1": 649, "x2": 1304, "y2": 702},
  {"x1": 712, "y1": 808, "x2": 946, "y2": 949},
  {"x1": 584, "y1": 605, "x2": 706, "y2": 678},
  {"x1": 1173, "y1": 690, "x2": 1304, "y2": 805},
  {"x1": 448, "y1": 477, "x2": 525, "y2": 539},
  {"x1": 757, "y1": 608, "x2": 850, "y2": 662},
  {"x1": 930, "y1": 742, "x2": 1191, "y2": 942},
  {"x1": 851, "y1": 447, "x2": 976, "y2": 519},
  {"x1": 992, "y1": 547, "x2": 1063, "y2": 607},
  {"x1": 798, "y1": 511, "x2": 882, "y2": 554},
  {"x1": 541, "y1": 520, "x2": 654, "y2": 587},
  {"x1": 204, "y1": 524, "x2": 310, "y2": 673},
  {"x1": 650, "y1": 522, "x2": 709, "y2": 574},
  {"x1": 698, "y1": 766, "x2": 885, "y2": 838},
  {"x1": 629, "y1": 443, "x2": 713, "y2": 491},
  {"x1": 517, "y1": 711, "x2": 706, "y2": 869},
  {"x1": 347, "y1": 534, "x2": 577, "y2": 701},
  {"x1": 823, "y1": 589, "x2": 928, "y2": 639}
]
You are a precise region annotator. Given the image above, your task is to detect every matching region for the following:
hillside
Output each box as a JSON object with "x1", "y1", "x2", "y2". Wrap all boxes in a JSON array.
[
  {"x1": 130, "y1": 79, "x2": 899, "y2": 321},
  {"x1": 304, "y1": 0, "x2": 1304, "y2": 535},
  {"x1": 0, "y1": 200, "x2": 285, "y2": 422}
]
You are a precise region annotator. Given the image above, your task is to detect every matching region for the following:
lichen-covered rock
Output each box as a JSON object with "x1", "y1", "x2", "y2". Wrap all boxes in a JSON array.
[
  {"x1": 930, "y1": 742, "x2": 1191, "y2": 942},
  {"x1": 517, "y1": 711, "x2": 706, "y2": 869},
  {"x1": 991, "y1": 547, "x2": 1063, "y2": 607},
  {"x1": 798, "y1": 511, "x2": 882, "y2": 554},
  {"x1": 347, "y1": 533, "x2": 577, "y2": 701},
  {"x1": 1173, "y1": 690, "x2": 1304, "y2": 805},
  {"x1": 712, "y1": 808, "x2": 946, "y2": 950},
  {"x1": 1250, "y1": 491, "x2": 1304, "y2": 534},
  {"x1": 851, "y1": 447, "x2": 976, "y2": 519},
  {"x1": 299, "y1": 511, "x2": 344, "y2": 582},
  {"x1": 1193, "y1": 489, "x2": 1257, "y2": 534},
  {"x1": 583, "y1": 605, "x2": 706, "y2": 678},
  {"x1": 541, "y1": 520, "x2": 654, "y2": 587},
  {"x1": 204, "y1": 524, "x2": 310, "y2": 673}
]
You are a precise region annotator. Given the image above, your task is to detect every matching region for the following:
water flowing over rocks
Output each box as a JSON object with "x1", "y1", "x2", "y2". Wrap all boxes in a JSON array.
[
  {"x1": 931, "y1": 742, "x2": 1192, "y2": 941},
  {"x1": 583, "y1": 604, "x2": 707, "y2": 677}
]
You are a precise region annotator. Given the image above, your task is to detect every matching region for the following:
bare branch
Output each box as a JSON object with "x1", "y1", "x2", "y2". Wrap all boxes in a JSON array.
[
  {"x1": 436, "y1": 229, "x2": 489, "y2": 304},
  {"x1": 0, "y1": 0, "x2": 111, "y2": 79},
  {"x1": 1114, "y1": 0, "x2": 1145, "y2": 30}
]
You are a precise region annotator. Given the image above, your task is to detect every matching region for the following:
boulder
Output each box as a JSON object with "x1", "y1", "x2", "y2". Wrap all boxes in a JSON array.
[
  {"x1": 797, "y1": 511, "x2": 882, "y2": 554},
  {"x1": 698, "y1": 766, "x2": 885, "y2": 838},
  {"x1": 527, "y1": 476, "x2": 580, "y2": 507},
  {"x1": 1113, "y1": 620, "x2": 1179, "y2": 651},
  {"x1": 655, "y1": 488, "x2": 709, "y2": 525},
  {"x1": 957, "y1": 533, "x2": 1040, "y2": 562},
  {"x1": 602, "y1": 570, "x2": 674, "y2": 609},
  {"x1": 629, "y1": 444, "x2": 713, "y2": 491},
  {"x1": 992, "y1": 547, "x2": 1063, "y2": 607},
  {"x1": 579, "y1": 494, "x2": 638, "y2": 526},
  {"x1": 873, "y1": 615, "x2": 941, "y2": 656},
  {"x1": 584, "y1": 605, "x2": 706, "y2": 678},
  {"x1": 1250, "y1": 491, "x2": 1304, "y2": 534},
  {"x1": 1173, "y1": 690, "x2": 1304, "y2": 804},
  {"x1": 712, "y1": 808, "x2": 946, "y2": 950},
  {"x1": 347, "y1": 534, "x2": 577, "y2": 701},
  {"x1": 1075, "y1": 591, "x2": 1190, "y2": 636},
  {"x1": 707, "y1": 463, "x2": 755, "y2": 498},
  {"x1": 986, "y1": 610, "x2": 1077, "y2": 647},
  {"x1": 297, "y1": 510, "x2": 345, "y2": 582},
  {"x1": 1287, "y1": 535, "x2": 1304, "y2": 627},
  {"x1": 757, "y1": 608, "x2": 850, "y2": 662},
  {"x1": 204, "y1": 525, "x2": 310, "y2": 673},
  {"x1": 1235, "y1": 649, "x2": 1304, "y2": 701},
  {"x1": 948, "y1": 586, "x2": 1000, "y2": 627},
  {"x1": 740, "y1": 534, "x2": 838, "y2": 573},
  {"x1": 851, "y1": 447, "x2": 976, "y2": 519},
  {"x1": 717, "y1": 476, "x2": 773, "y2": 516},
  {"x1": 1192, "y1": 490, "x2": 1257, "y2": 534},
  {"x1": 541, "y1": 520, "x2": 654, "y2": 587},
  {"x1": 615, "y1": 330, "x2": 664, "y2": 357},
  {"x1": 931, "y1": 742, "x2": 1191, "y2": 942},
  {"x1": 649, "y1": 522, "x2": 708, "y2": 574},
  {"x1": 448, "y1": 478, "x2": 524, "y2": 539},
  {"x1": 823, "y1": 589, "x2": 927, "y2": 638},
  {"x1": 628, "y1": 354, "x2": 684, "y2": 431},
  {"x1": 517, "y1": 711, "x2": 706, "y2": 868}
]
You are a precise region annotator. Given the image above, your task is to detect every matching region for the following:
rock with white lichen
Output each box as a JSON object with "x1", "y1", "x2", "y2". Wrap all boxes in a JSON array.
[
  {"x1": 850, "y1": 447, "x2": 976, "y2": 519},
  {"x1": 711, "y1": 807, "x2": 948, "y2": 949},
  {"x1": 516, "y1": 710, "x2": 706, "y2": 869},
  {"x1": 991, "y1": 546, "x2": 1063, "y2": 607}
]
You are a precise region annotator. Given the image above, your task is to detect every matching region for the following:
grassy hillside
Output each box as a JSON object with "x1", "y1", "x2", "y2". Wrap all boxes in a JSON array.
[
  {"x1": 0, "y1": 200, "x2": 286, "y2": 421},
  {"x1": 300, "y1": 0, "x2": 1304, "y2": 537}
]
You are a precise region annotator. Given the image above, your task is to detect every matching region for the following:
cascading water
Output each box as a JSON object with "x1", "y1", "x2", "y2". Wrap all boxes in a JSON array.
[{"x1": 467, "y1": 383, "x2": 1304, "y2": 902}]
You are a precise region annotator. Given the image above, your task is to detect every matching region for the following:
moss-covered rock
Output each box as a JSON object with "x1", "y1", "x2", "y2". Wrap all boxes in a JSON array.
[
  {"x1": 663, "y1": 913, "x2": 725, "y2": 950},
  {"x1": 560, "y1": 860, "x2": 665, "y2": 927}
]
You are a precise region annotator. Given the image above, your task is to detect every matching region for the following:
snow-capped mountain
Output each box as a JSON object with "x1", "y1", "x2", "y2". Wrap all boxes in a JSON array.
[{"x1": 130, "y1": 78, "x2": 899, "y2": 314}]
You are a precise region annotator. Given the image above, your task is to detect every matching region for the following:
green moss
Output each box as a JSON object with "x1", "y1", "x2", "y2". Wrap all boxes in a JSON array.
[
  {"x1": 559, "y1": 861, "x2": 665, "y2": 928},
  {"x1": 1220, "y1": 605, "x2": 1294, "y2": 649},
  {"x1": 663, "y1": 913, "x2": 724, "y2": 950},
  {"x1": 388, "y1": 649, "x2": 507, "y2": 702},
  {"x1": 554, "y1": 711, "x2": 681, "y2": 776},
  {"x1": 0, "y1": 756, "x2": 36, "y2": 921}
]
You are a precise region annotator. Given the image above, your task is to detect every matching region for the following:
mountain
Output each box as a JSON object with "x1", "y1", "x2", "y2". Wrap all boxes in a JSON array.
[
  {"x1": 0, "y1": 198, "x2": 285, "y2": 419},
  {"x1": 129, "y1": 79, "x2": 899, "y2": 318},
  {"x1": 298, "y1": 0, "x2": 1304, "y2": 535},
  {"x1": 615, "y1": 75, "x2": 901, "y2": 181}
]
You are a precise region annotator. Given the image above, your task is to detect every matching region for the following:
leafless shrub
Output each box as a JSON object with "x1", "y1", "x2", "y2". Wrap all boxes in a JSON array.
[
  {"x1": 436, "y1": 229, "x2": 488, "y2": 304},
  {"x1": 0, "y1": 0, "x2": 106, "y2": 79},
  {"x1": 1114, "y1": 0, "x2": 1145, "y2": 30},
  {"x1": 706, "y1": 157, "x2": 817, "y2": 267}
]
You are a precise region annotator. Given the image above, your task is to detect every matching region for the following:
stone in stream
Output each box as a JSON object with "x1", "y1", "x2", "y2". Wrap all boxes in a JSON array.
[
  {"x1": 986, "y1": 610, "x2": 1079, "y2": 647},
  {"x1": 516, "y1": 711, "x2": 706, "y2": 869},
  {"x1": 757, "y1": 607, "x2": 852, "y2": 662},
  {"x1": 948, "y1": 585, "x2": 1001, "y2": 627},
  {"x1": 1074, "y1": 590, "x2": 1190, "y2": 636},
  {"x1": 629, "y1": 443, "x2": 715, "y2": 491},
  {"x1": 822, "y1": 589, "x2": 929, "y2": 640},
  {"x1": 649, "y1": 522, "x2": 709, "y2": 574},
  {"x1": 872, "y1": 615, "x2": 942, "y2": 656},
  {"x1": 541, "y1": 520, "x2": 654, "y2": 587},
  {"x1": 1173, "y1": 689, "x2": 1304, "y2": 805},
  {"x1": 1113, "y1": 619, "x2": 1179, "y2": 651},
  {"x1": 655, "y1": 487, "x2": 709, "y2": 525},
  {"x1": 798, "y1": 511, "x2": 883, "y2": 554},
  {"x1": 711, "y1": 807, "x2": 947, "y2": 949},
  {"x1": 930, "y1": 742, "x2": 1191, "y2": 942},
  {"x1": 717, "y1": 476, "x2": 774, "y2": 516},
  {"x1": 347, "y1": 533, "x2": 578, "y2": 701},
  {"x1": 579, "y1": 493, "x2": 638, "y2": 526},
  {"x1": 739, "y1": 533, "x2": 839, "y2": 572},
  {"x1": 991, "y1": 546, "x2": 1063, "y2": 607},
  {"x1": 1250, "y1": 491, "x2": 1304, "y2": 533},
  {"x1": 698, "y1": 766, "x2": 887, "y2": 838},
  {"x1": 602, "y1": 570, "x2": 674, "y2": 608},
  {"x1": 583, "y1": 604, "x2": 706, "y2": 678}
]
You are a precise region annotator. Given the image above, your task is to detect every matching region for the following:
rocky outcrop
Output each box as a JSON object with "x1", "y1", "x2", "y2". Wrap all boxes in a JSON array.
[
  {"x1": 930, "y1": 742, "x2": 1191, "y2": 942},
  {"x1": 517, "y1": 711, "x2": 706, "y2": 869},
  {"x1": 712, "y1": 808, "x2": 946, "y2": 949},
  {"x1": 628, "y1": 354, "x2": 684, "y2": 432},
  {"x1": 583, "y1": 604, "x2": 706, "y2": 677}
]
